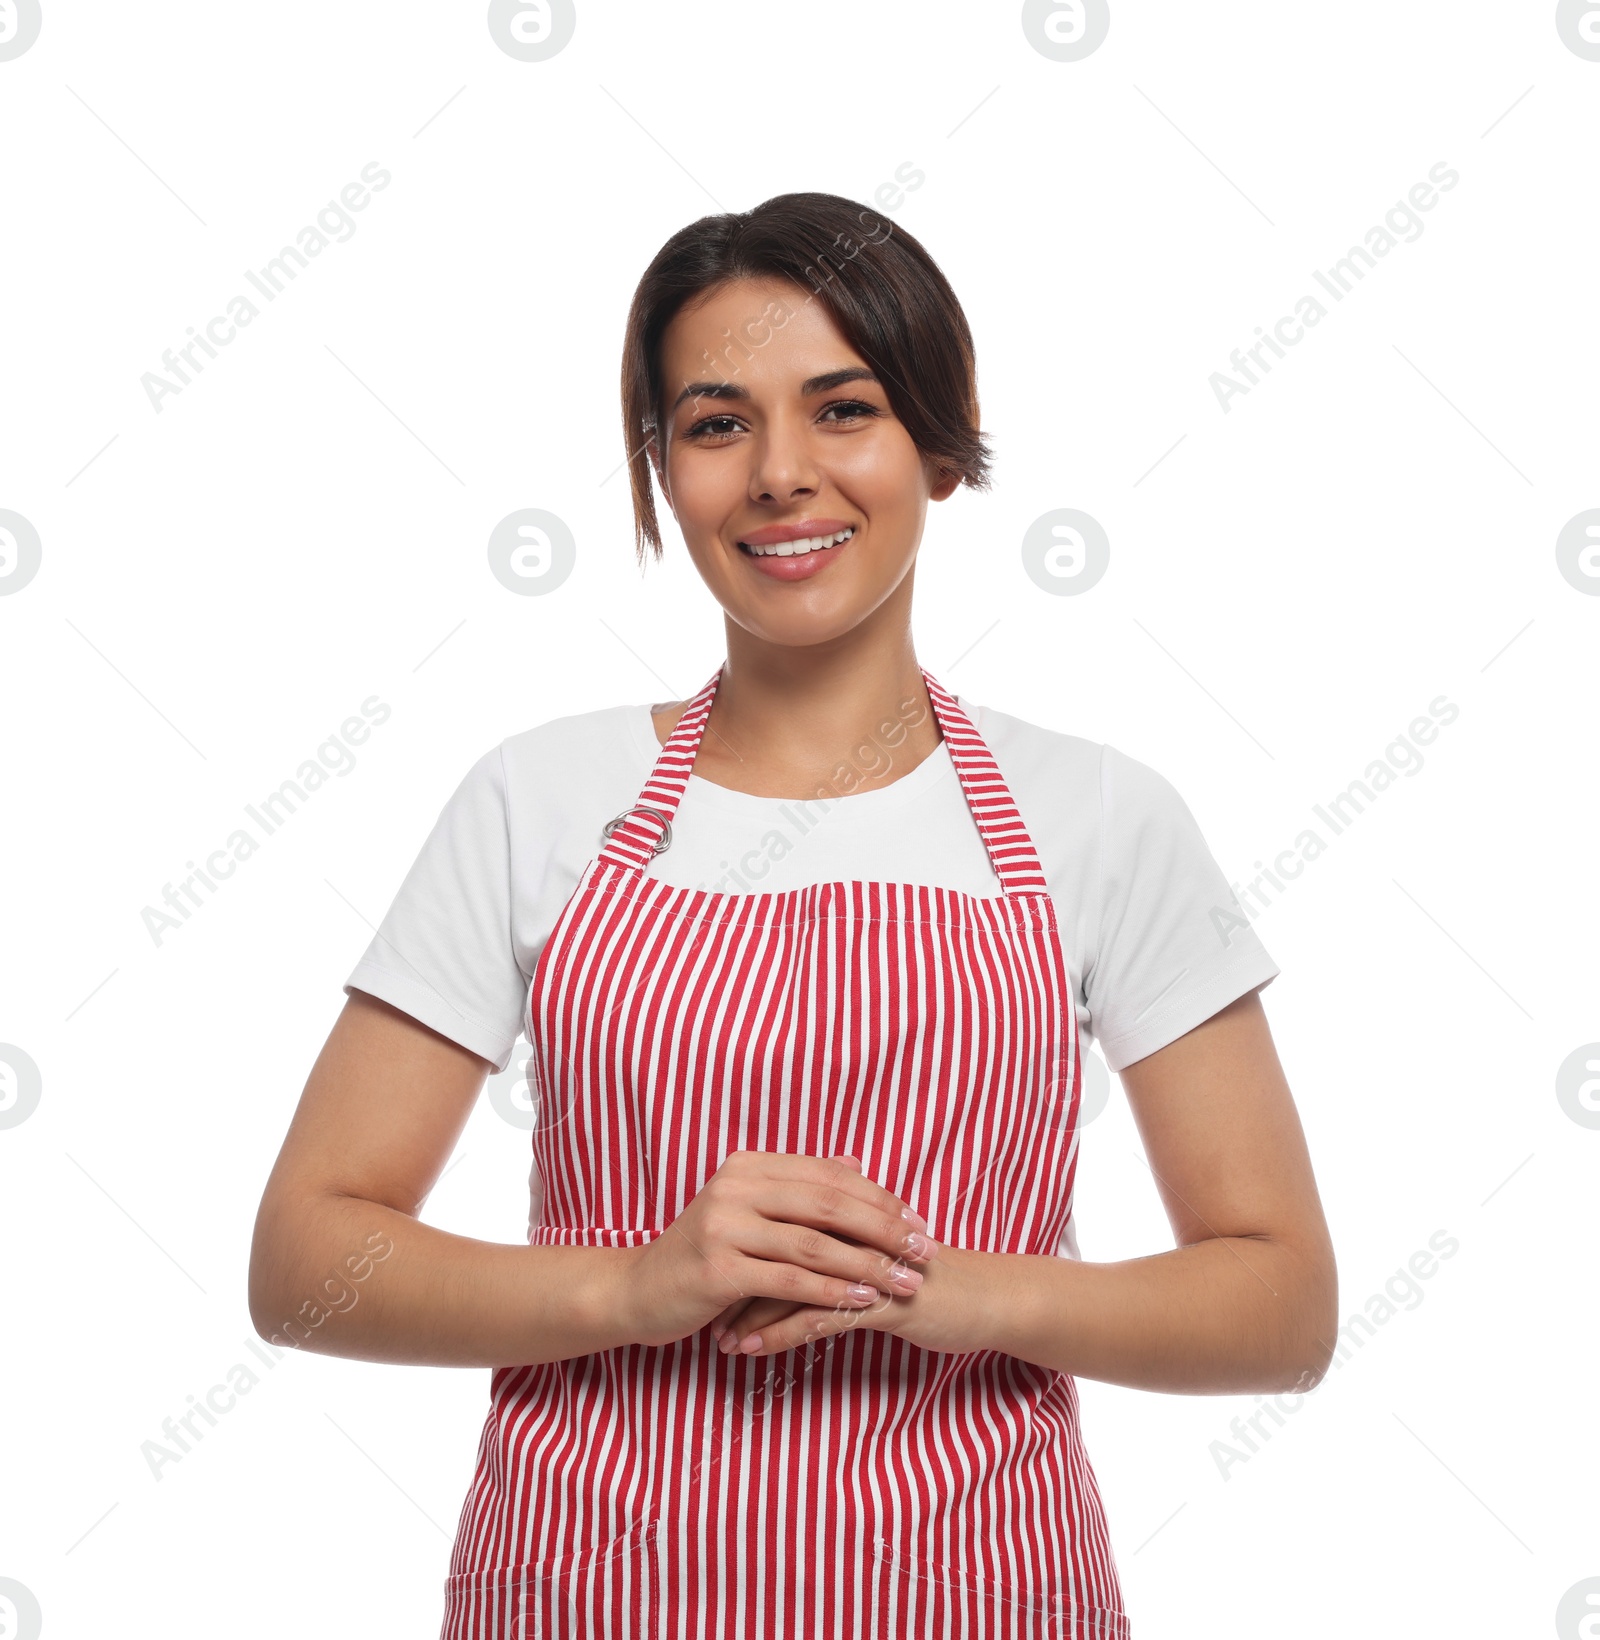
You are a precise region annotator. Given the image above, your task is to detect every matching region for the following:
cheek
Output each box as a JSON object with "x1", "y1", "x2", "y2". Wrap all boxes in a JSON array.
[
  {"x1": 834, "y1": 441, "x2": 924, "y2": 518},
  {"x1": 667, "y1": 451, "x2": 741, "y2": 518}
]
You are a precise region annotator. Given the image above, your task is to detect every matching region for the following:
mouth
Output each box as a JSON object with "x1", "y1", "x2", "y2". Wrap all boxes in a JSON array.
[{"x1": 736, "y1": 526, "x2": 856, "y2": 559}]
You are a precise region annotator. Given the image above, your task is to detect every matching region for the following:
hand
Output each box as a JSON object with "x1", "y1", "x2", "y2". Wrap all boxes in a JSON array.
[
  {"x1": 708, "y1": 1157, "x2": 934, "y2": 1355},
  {"x1": 713, "y1": 1242, "x2": 988, "y2": 1360},
  {"x1": 616, "y1": 1150, "x2": 941, "y2": 1349},
  {"x1": 707, "y1": 1241, "x2": 867, "y2": 1356},
  {"x1": 697, "y1": 1159, "x2": 938, "y2": 1354}
]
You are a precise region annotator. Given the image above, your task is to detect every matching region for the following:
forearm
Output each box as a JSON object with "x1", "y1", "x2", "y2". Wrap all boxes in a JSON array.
[
  {"x1": 247, "y1": 1189, "x2": 636, "y2": 1369},
  {"x1": 952, "y1": 1234, "x2": 1337, "y2": 1396}
]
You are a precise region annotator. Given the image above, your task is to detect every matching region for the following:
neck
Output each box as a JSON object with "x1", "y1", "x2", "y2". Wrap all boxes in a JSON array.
[{"x1": 692, "y1": 629, "x2": 943, "y2": 803}]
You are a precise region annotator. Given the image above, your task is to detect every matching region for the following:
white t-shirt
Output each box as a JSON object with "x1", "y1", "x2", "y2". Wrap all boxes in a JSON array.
[{"x1": 344, "y1": 692, "x2": 1279, "y2": 1081}]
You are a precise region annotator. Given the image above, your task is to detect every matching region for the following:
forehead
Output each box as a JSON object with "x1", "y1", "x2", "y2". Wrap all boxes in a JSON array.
[{"x1": 658, "y1": 276, "x2": 865, "y2": 393}]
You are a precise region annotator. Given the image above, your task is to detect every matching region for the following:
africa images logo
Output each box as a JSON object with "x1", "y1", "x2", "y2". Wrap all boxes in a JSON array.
[
  {"x1": 1209, "y1": 163, "x2": 1460, "y2": 413},
  {"x1": 139, "y1": 162, "x2": 392, "y2": 413},
  {"x1": 0, "y1": 0, "x2": 42, "y2": 60}
]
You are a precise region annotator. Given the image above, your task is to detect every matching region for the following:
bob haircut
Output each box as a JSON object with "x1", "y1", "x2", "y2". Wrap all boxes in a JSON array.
[{"x1": 620, "y1": 190, "x2": 993, "y2": 569}]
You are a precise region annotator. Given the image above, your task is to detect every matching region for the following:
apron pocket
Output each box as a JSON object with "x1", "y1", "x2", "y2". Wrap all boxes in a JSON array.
[
  {"x1": 442, "y1": 1517, "x2": 659, "y2": 1638},
  {"x1": 872, "y1": 1537, "x2": 1129, "y2": 1638}
]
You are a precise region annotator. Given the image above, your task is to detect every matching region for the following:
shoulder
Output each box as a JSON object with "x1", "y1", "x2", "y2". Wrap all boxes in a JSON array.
[
  {"x1": 491, "y1": 699, "x2": 657, "y2": 840},
  {"x1": 422, "y1": 700, "x2": 650, "y2": 832},
  {"x1": 498, "y1": 699, "x2": 649, "y2": 771}
]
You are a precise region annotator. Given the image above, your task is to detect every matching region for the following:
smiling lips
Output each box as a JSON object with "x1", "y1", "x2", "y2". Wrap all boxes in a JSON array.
[
  {"x1": 734, "y1": 523, "x2": 857, "y2": 581},
  {"x1": 738, "y1": 526, "x2": 855, "y2": 559}
]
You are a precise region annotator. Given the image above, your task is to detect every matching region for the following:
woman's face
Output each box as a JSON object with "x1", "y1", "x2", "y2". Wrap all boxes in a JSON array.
[{"x1": 651, "y1": 276, "x2": 959, "y2": 649}]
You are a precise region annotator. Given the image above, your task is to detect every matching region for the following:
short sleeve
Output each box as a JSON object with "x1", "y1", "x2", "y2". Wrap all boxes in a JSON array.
[
  {"x1": 1088, "y1": 744, "x2": 1280, "y2": 1073},
  {"x1": 343, "y1": 744, "x2": 528, "y2": 1073}
]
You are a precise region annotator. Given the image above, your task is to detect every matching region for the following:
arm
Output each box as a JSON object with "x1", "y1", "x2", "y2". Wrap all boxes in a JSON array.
[
  {"x1": 731, "y1": 990, "x2": 1338, "y2": 1396},
  {"x1": 950, "y1": 989, "x2": 1336, "y2": 1394},
  {"x1": 247, "y1": 990, "x2": 641, "y2": 1368},
  {"x1": 248, "y1": 991, "x2": 934, "y2": 1369}
]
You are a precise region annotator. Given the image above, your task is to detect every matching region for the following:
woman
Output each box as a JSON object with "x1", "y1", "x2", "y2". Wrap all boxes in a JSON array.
[{"x1": 249, "y1": 192, "x2": 1337, "y2": 1638}]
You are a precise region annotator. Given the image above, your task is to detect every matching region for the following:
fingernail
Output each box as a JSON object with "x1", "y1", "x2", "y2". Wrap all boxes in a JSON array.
[
  {"x1": 901, "y1": 1207, "x2": 926, "y2": 1227},
  {"x1": 901, "y1": 1231, "x2": 931, "y2": 1257},
  {"x1": 891, "y1": 1265, "x2": 924, "y2": 1291},
  {"x1": 742, "y1": 1333, "x2": 762, "y2": 1352},
  {"x1": 847, "y1": 1282, "x2": 877, "y2": 1302}
]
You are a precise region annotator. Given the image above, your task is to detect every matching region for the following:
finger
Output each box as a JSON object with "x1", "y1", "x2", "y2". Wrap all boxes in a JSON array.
[
  {"x1": 739, "y1": 1296, "x2": 807, "y2": 1332},
  {"x1": 701, "y1": 1154, "x2": 932, "y2": 1304},
  {"x1": 823, "y1": 1155, "x2": 928, "y2": 1231},
  {"x1": 715, "y1": 1296, "x2": 807, "y2": 1354},
  {"x1": 721, "y1": 1305, "x2": 812, "y2": 1355},
  {"x1": 718, "y1": 1252, "x2": 890, "y2": 1323},
  {"x1": 711, "y1": 1294, "x2": 783, "y2": 1340},
  {"x1": 709, "y1": 1295, "x2": 757, "y2": 1340},
  {"x1": 756, "y1": 1151, "x2": 928, "y2": 1233},
  {"x1": 741, "y1": 1220, "x2": 931, "y2": 1307},
  {"x1": 726, "y1": 1277, "x2": 907, "y2": 1354},
  {"x1": 744, "y1": 1299, "x2": 886, "y2": 1358},
  {"x1": 754, "y1": 1186, "x2": 941, "y2": 1282},
  {"x1": 824, "y1": 1156, "x2": 927, "y2": 1230}
]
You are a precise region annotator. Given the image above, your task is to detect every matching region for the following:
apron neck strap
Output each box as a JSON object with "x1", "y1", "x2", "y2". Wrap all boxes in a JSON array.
[
  {"x1": 600, "y1": 662, "x2": 1049, "y2": 895},
  {"x1": 598, "y1": 665, "x2": 725, "y2": 873},
  {"x1": 921, "y1": 670, "x2": 1050, "y2": 894}
]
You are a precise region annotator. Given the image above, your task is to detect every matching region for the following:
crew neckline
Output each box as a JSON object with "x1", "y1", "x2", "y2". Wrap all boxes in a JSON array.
[{"x1": 627, "y1": 700, "x2": 969, "y2": 819}]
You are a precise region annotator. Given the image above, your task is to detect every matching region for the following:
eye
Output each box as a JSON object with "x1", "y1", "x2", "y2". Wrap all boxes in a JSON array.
[
  {"x1": 819, "y1": 399, "x2": 881, "y2": 425},
  {"x1": 682, "y1": 399, "x2": 884, "y2": 443},
  {"x1": 684, "y1": 413, "x2": 743, "y2": 442}
]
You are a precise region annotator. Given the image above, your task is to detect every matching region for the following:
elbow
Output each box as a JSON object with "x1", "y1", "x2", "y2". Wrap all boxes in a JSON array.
[
  {"x1": 247, "y1": 1261, "x2": 282, "y2": 1344},
  {"x1": 1269, "y1": 1238, "x2": 1339, "y2": 1396},
  {"x1": 246, "y1": 1190, "x2": 297, "y2": 1343},
  {"x1": 246, "y1": 1244, "x2": 282, "y2": 1343},
  {"x1": 246, "y1": 1185, "x2": 398, "y2": 1350},
  {"x1": 248, "y1": 1238, "x2": 316, "y2": 1352},
  {"x1": 1270, "y1": 1337, "x2": 1335, "y2": 1399}
]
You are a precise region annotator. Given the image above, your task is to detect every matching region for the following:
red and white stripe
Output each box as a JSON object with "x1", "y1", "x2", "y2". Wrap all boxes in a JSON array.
[{"x1": 442, "y1": 664, "x2": 1131, "y2": 1638}]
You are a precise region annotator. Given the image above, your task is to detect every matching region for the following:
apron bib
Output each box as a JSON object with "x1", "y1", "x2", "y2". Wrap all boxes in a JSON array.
[{"x1": 442, "y1": 663, "x2": 1131, "y2": 1638}]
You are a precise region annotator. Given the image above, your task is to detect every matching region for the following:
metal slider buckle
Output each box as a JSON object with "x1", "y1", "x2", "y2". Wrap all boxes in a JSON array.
[{"x1": 600, "y1": 803, "x2": 672, "y2": 855}]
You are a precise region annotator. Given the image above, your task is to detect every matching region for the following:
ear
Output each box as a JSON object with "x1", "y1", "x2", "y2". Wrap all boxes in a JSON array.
[{"x1": 927, "y1": 461, "x2": 962, "y2": 504}]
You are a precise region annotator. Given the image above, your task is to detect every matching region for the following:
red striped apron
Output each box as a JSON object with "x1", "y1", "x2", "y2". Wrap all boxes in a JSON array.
[{"x1": 442, "y1": 662, "x2": 1131, "y2": 1639}]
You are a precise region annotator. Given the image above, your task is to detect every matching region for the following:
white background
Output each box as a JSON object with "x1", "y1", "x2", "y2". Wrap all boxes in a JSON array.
[{"x1": 2, "y1": 2, "x2": 1597, "y2": 1636}]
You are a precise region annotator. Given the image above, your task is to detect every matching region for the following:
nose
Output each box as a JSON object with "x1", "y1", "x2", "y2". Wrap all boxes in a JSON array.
[{"x1": 748, "y1": 414, "x2": 820, "y2": 505}]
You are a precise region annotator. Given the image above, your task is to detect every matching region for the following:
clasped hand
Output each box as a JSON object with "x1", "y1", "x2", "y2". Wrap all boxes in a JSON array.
[{"x1": 617, "y1": 1149, "x2": 945, "y2": 1359}]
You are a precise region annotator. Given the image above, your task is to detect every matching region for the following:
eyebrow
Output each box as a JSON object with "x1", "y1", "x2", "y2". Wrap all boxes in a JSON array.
[{"x1": 668, "y1": 366, "x2": 879, "y2": 416}]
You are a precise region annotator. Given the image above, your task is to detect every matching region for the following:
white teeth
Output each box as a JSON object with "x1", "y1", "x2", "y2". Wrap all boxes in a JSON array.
[{"x1": 742, "y1": 527, "x2": 854, "y2": 558}]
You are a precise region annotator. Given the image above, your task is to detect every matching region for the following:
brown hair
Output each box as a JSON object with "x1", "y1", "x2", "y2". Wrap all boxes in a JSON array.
[{"x1": 620, "y1": 191, "x2": 993, "y2": 569}]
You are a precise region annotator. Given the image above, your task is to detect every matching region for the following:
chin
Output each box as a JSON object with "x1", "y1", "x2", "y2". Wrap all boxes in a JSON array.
[{"x1": 741, "y1": 614, "x2": 877, "y2": 650}]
